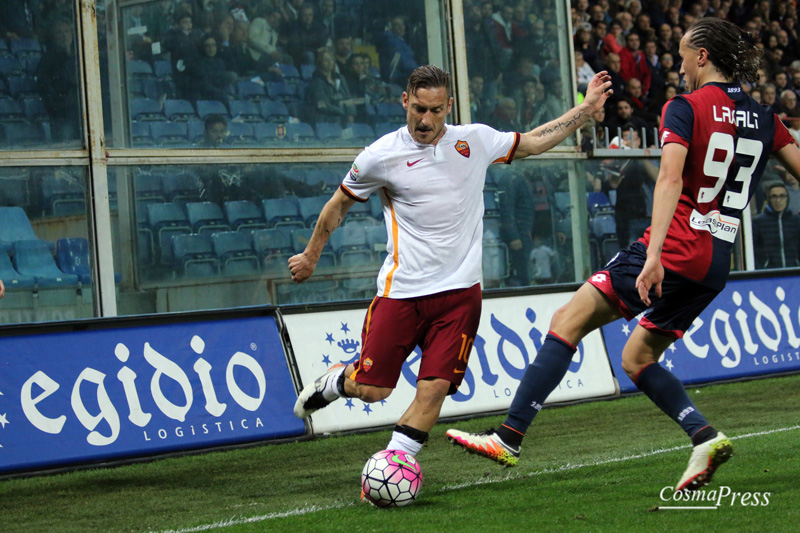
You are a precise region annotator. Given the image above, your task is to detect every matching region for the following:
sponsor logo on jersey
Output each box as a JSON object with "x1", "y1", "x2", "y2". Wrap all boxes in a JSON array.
[
  {"x1": 406, "y1": 158, "x2": 423, "y2": 167},
  {"x1": 689, "y1": 208, "x2": 739, "y2": 243},
  {"x1": 350, "y1": 162, "x2": 359, "y2": 181},
  {"x1": 455, "y1": 140, "x2": 470, "y2": 158}
]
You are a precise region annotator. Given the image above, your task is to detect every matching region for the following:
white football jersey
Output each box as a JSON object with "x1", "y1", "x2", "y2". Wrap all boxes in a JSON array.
[{"x1": 341, "y1": 124, "x2": 520, "y2": 298}]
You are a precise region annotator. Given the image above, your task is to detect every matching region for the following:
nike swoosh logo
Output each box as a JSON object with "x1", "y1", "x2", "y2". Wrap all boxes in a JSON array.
[
  {"x1": 454, "y1": 368, "x2": 466, "y2": 374},
  {"x1": 407, "y1": 158, "x2": 423, "y2": 167},
  {"x1": 392, "y1": 454, "x2": 417, "y2": 471}
]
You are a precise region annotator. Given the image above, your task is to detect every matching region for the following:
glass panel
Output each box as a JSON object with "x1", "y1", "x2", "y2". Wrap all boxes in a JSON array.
[
  {"x1": 0, "y1": 1, "x2": 84, "y2": 149},
  {"x1": 483, "y1": 159, "x2": 587, "y2": 289},
  {"x1": 109, "y1": 162, "x2": 384, "y2": 314},
  {"x1": 0, "y1": 166, "x2": 95, "y2": 324},
  {"x1": 101, "y1": 0, "x2": 450, "y2": 148},
  {"x1": 464, "y1": 0, "x2": 573, "y2": 139}
]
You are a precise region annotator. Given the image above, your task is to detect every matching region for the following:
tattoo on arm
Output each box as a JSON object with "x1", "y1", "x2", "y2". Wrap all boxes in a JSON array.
[{"x1": 538, "y1": 112, "x2": 584, "y2": 138}]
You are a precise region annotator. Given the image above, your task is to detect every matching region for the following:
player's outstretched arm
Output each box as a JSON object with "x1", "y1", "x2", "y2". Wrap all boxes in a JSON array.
[
  {"x1": 774, "y1": 142, "x2": 800, "y2": 182},
  {"x1": 288, "y1": 188, "x2": 356, "y2": 283},
  {"x1": 635, "y1": 142, "x2": 686, "y2": 305},
  {"x1": 515, "y1": 71, "x2": 612, "y2": 158}
]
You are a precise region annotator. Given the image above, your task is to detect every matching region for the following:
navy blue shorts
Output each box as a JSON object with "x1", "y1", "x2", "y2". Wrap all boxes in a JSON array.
[{"x1": 587, "y1": 241, "x2": 720, "y2": 339}]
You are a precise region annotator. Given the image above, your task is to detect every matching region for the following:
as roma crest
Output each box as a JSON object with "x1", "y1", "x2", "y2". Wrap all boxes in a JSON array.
[
  {"x1": 362, "y1": 357, "x2": 373, "y2": 372},
  {"x1": 455, "y1": 140, "x2": 470, "y2": 158}
]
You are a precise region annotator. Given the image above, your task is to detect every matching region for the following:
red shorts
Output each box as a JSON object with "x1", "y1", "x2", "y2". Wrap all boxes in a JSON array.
[{"x1": 350, "y1": 283, "x2": 482, "y2": 394}]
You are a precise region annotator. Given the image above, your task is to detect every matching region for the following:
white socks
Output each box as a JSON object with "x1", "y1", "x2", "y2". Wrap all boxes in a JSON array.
[{"x1": 386, "y1": 431, "x2": 423, "y2": 456}]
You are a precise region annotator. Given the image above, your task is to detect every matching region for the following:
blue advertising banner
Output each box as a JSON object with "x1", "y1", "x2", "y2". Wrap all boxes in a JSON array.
[
  {"x1": 0, "y1": 313, "x2": 305, "y2": 474},
  {"x1": 602, "y1": 275, "x2": 800, "y2": 392}
]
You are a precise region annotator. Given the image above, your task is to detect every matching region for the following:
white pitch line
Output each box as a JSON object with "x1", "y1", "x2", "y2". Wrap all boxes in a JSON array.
[{"x1": 155, "y1": 424, "x2": 800, "y2": 533}]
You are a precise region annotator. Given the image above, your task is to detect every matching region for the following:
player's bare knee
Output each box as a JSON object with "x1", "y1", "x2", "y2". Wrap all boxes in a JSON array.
[{"x1": 355, "y1": 383, "x2": 392, "y2": 403}]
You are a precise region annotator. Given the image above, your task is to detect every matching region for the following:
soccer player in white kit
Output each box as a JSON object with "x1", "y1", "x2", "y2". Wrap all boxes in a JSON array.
[{"x1": 291, "y1": 65, "x2": 612, "y2": 459}]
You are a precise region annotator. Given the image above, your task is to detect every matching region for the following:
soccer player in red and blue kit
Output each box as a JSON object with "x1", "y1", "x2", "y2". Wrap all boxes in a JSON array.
[{"x1": 448, "y1": 17, "x2": 800, "y2": 492}]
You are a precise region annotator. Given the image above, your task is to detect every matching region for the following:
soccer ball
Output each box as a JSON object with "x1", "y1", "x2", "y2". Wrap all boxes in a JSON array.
[{"x1": 361, "y1": 449, "x2": 423, "y2": 507}]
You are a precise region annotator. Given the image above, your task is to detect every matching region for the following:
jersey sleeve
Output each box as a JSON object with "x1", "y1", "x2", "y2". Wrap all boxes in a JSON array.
[
  {"x1": 340, "y1": 146, "x2": 385, "y2": 202},
  {"x1": 659, "y1": 96, "x2": 693, "y2": 148},
  {"x1": 474, "y1": 124, "x2": 520, "y2": 165},
  {"x1": 773, "y1": 114, "x2": 797, "y2": 152}
]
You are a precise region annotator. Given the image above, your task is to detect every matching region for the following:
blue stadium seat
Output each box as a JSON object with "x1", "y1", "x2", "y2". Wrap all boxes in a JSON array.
[
  {"x1": 305, "y1": 169, "x2": 342, "y2": 191},
  {"x1": 266, "y1": 81, "x2": 299, "y2": 102},
  {"x1": 286, "y1": 122, "x2": 315, "y2": 142},
  {"x1": 0, "y1": 249, "x2": 35, "y2": 289},
  {"x1": 0, "y1": 97, "x2": 25, "y2": 122},
  {"x1": 365, "y1": 224, "x2": 388, "y2": 255},
  {"x1": 162, "y1": 171, "x2": 201, "y2": 204},
  {"x1": 22, "y1": 97, "x2": 47, "y2": 121},
  {"x1": 277, "y1": 63, "x2": 300, "y2": 79},
  {"x1": 260, "y1": 100, "x2": 290, "y2": 122},
  {"x1": 223, "y1": 200, "x2": 267, "y2": 231},
  {"x1": 329, "y1": 225, "x2": 370, "y2": 258},
  {"x1": 348, "y1": 122, "x2": 375, "y2": 142},
  {"x1": 316, "y1": 122, "x2": 343, "y2": 141},
  {"x1": 211, "y1": 231, "x2": 260, "y2": 275},
  {"x1": 0, "y1": 168, "x2": 30, "y2": 207},
  {"x1": 0, "y1": 206, "x2": 41, "y2": 251},
  {"x1": 254, "y1": 121, "x2": 290, "y2": 143},
  {"x1": 590, "y1": 212, "x2": 617, "y2": 239},
  {"x1": 150, "y1": 121, "x2": 189, "y2": 146},
  {"x1": 186, "y1": 120, "x2": 205, "y2": 144},
  {"x1": 40, "y1": 172, "x2": 85, "y2": 216},
  {"x1": 163, "y1": 99, "x2": 197, "y2": 122},
  {"x1": 146, "y1": 202, "x2": 192, "y2": 264},
  {"x1": 134, "y1": 173, "x2": 166, "y2": 204},
  {"x1": 10, "y1": 38, "x2": 42, "y2": 58},
  {"x1": 153, "y1": 60, "x2": 173, "y2": 80},
  {"x1": 172, "y1": 233, "x2": 219, "y2": 277},
  {"x1": 225, "y1": 122, "x2": 257, "y2": 146},
  {"x1": 55, "y1": 237, "x2": 121, "y2": 285},
  {"x1": 290, "y1": 228, "x2": 336, "y2": 273},
  {"x1": 131, "y1": 121, "x2": 155, "y2": 147},
  {"x1": 13, "y1": 239, "x2": 79, "y2": 288},
  {"x1": 262, "y1": 197, "x2": 303, "y2": 229},
  {"x1": 374, "y1": 121, "x2": 401, "y2": 137},
  {"x1": 587, "y1": 191, "x2": 613, "y2": 215},
  {"x1": 2, "y1": 121, "x2": 43, "y2": 148},
  {"x1": 298, "y1": 195, "x2": 328, "y2": 227},
  {"x1": 186, "y1": 201, "x2": 230, "y2": 234},
  {"x1": 130, "y1": 98, "x2": 165, "y2": 121},
  {"x1": 6, "y1": 76, "x2": 37, "y2": 99},
  {"x1": 0, "y1": 56, "x2": 23, "y2": 78},
  {"x1": 21, "y1": 54, "x2": 41, "y2": 76},
  {"x1": 300, "y1": 64, "x2": 315, "y2": 80},
  {"x1": 229, "y1": 100, "x2": 262, "y2": 123},
  {"x1": 252, "y1": 227, "x2": 294, "y2": 258},
  {"x1": 127, "y1": 59, "x2": 154, "y2": 78},
  {"x1": 196, "y1": 100, "x2": 230, "y2": 120},
  {"x1": 375, "y1": 102, "x2": 406, "y2": 121},
  {"x1": 237, "y1": 80, "x2": 267, "y2": 101}
]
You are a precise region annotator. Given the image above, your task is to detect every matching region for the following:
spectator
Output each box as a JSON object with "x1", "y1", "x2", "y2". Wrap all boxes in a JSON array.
[
  {"x1": 489, "y1": 4, "x2": 526, "y2": 71},
  {"x1": 37, "y1": 19, "x2": 81, "y2": 143},
  {"x1": 604, "y1": 53, "x2": 627, "y2": 101},
  {"x1": 342, "y1": 53, "x2": 381, "y2": 123},
  {"x1": 623, "y1": 78, "x2": 658, "y2": 130},
  {"x1": 469, "y1": 75, "x2": 490, "y2": 125},
  {"x1": 752, "y1": 182, "x2": 800, "y2": 269},
  {"x1": 633, "y1": 13, "x2": 655, "y2": 42},
  {"x1": 761, "y1": 83, "x2": 779, "y2": 112},
  {"x1": 0, "y1": 0, "x2": 37, "y2": 40},
  {"x1": 163, "y1": 11, "x2": 204, "y2": 97},
  {"x1": 465, "y1": 3, "x2": 498, "y2": 100},
  {"x1": 490, "y1": 97, "x2": 522, "y2": 132},
  {"x1": 503, "y1": 56, "x2": 539, "y2": 100},
  {"x1": 198, "y1": 114, "x2": 228, "y2": 147},
  {"x1": 575, "y1": 50, "x2": 597, "y2": 88},
  {"x1": 305, "y1": 48, "x2": 356, "y2": 126},
  {"x1": 333, "y1": 34, "x2": 354, "y2": 74},
  {"x1": 379, "y1": 16, "x2": 418, "y2": 86},
  {"x1": 575, "y1": 22, "x2": 602, "y2": 72},
  {"x1": 592, "y1": 20, "x2": 609, "y2": 58},
  {"x1": 665, "y1": 70, "x2": 682, "y2": 91},
  {"x1": 780, "y1": 90, "x2": 800, "y2": 140},
  {"x1": 601, "y1": 19, "x2": 625, "y2": 58},
  {"x1": 214, "y1": 12, "x2": 235, "y2": 50},
  {"x1": 499, "y1": 171, "x2": 536, "y2": 286},
  {"x1": 619, "y1": 32, "x2": 651, "y2": 96},
  {"x1": 655, "y1": 22, "x2": 675, "y2": 57},
  {"x1": 286, "y1": 5, "x2": 329, "y2": 66},
  {"x1": 219, "y1": 21, "x2": 261, "y2": 78},
  {"x1": 184, "y1": 34, "x2": 237, "y2": 104},
  {"x1": 605, "y1": 98, "x2": 649, "y2": 139},
  {"x1": 601, "y1": 126, "x2": 658, "y2": 247},
  {"x1": 519, "y1": 77, "x2": 551, "y2": 130},
  {"x1": 581, "y1": 105, "x2": 607, "y2": 151},
  {"x1": 248, "y1": 6, "x2": 286, "y2": 65},
  {"x1": 750, "y1": 87, "x2": 763, "y2": 103}
]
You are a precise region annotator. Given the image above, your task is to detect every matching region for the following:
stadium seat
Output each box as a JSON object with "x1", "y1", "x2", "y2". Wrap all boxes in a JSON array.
[
  {"x1": 223, "y1": 200, "x2": 268, "y2": 231},
  {"x1": 300, "y1": 64, "x2": 315, "y2": 80},
  {"x1": 298, "y1": 195, "x2": 328, "y2": 227},
  {"x1": 2, "y1": 121, "x2": 43, "y2": 148},
  {"x1": 0, "y1": 56, "x2": 23, "y2": 78},
  {"x1": 130, "y1": 98, "x2": 165, "y2": 121},
  {"x1": 0, "y1": 249, "x2": 35, "y2": 289},
  {"x1": 0, "y1": 206, "x2": 42, "y2": 251},
  {"x1": 186, "y1": 201, "x2": 230, "y2": 234},
  {"x1": 127, "y1": 59, "x2": 154, "y2": 79},
  {"x1": 587, "y1": 191, "x2": 613, "y2": 215},
  {"x1": 0, "y1": 97, "x2": 25, "y2": 122},
  {"x1": 196, "y1": 100, "x2": 230, "y2": 120},
  {"x1": 590, "y1": 212, "x2": 617, "y2": 239},
  {"x1": 146, "y1": 202, "x2": 192, "y2": 264},
  {"x1": 229, "y1": 100, "x2": 262, "y2": 122},
  {"x1": 266, "y1": 81, "x2": 299, "y2": 102},
  {"x1": 10, "y1": 38, "x2": 42, "y2": 58},
  {"x1": 153, "y1": 60, "x2": 173, "y2": 80},
  {"x1": 172, "y1": 233, "x2": 219, "y2": 278},
  {"x1": 0, "y1": 169, "x2": 30, "y2": 207},
  {"x1": 134, "y1": 172, "x2": 167, "y2": 204},
  {"x1": 236, "y1": 80, "x2": 267, "y2": 101},
  {"x1": 163, "y1": 99, "x2": 197, "y2": 122},
  {"x1": 6, "y1": 76, "x2": 37, "y2": 99},
  {"x1": 252, "y1": 227, "x2": 294, "y2": 257},
  {"x1": 365, "y1": 224, "x2": 388, "y2": 256},
  {"x1": 277, "y1": 63, "x2": 300, "y2": 79},
  {"x1": 55, "y1": 237, "x2": 121, "y2": 285},
  {"x1": 253, "y1": 122, "x2": 287, "y2": 143},
  {"x1": 13, "y1": 239, "x2": 79, "y2": 288},
  {"x1": 262, "y1": 197, "x2": 303, "y2": 229},
  {"x1": 260, "y1": 100, "x2": 290, "y2": 122},
  {"x1": 131, "y1": 121, "x2": 155, "y2": 147},
  {"x1": 316, "y1": 122, "x2": 343, "y2": 141},
  {"x1": 211, "y1": 231, "x2": 260, "y2": 275},
  {"x1": 161, "y1": 171, "x2": 201, "y2": 204},
  {"x1": 40, "y1": 172, "x2": 85, "y2": 216},
  {"x1": 374, "y1": 122, "x2": 401, "y2": 137},
  {"x1": 150, "y1": 121, "x2": 189, "y2": 146},
  {"x1": 375, "y1": 102, "x2": 406, "y2": 121},
  {"x1": 22, "y1": 97, "x2": 47, "y2": 121},
  {"x1": 286, "y1": 122, "x2": 315, "y2": 142},
  {"x1": 21, "y1": 54, "x2": 41, "y2": 76},
  {"x1": 329, "y1": 225, "x2": 370, "y2": 259},
  {"x1": 347, "y1": 122, "x2": 375, "y2": 143},
  {"x1": 225, "y1": 122, "x2": 258, "y2": 146}
]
